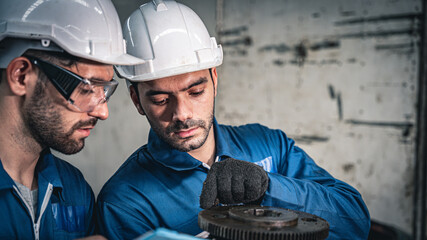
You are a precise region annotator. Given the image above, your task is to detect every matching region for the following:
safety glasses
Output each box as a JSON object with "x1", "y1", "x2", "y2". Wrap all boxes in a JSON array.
[{"x1": 26, "y1": 56, "x2": 118, "y2": 113}]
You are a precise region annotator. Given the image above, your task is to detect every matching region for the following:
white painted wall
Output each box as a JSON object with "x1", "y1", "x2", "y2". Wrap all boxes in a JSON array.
[{"x1": 58, "y1": 0, "x2": 420, "y2": 235}]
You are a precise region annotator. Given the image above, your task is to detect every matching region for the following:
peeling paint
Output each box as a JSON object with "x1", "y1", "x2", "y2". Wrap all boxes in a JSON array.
[
  {"x1": 328, "y1": 84, "x2": 336, "y2": 99},
  {"x1": 292, "y1": 135, "x2": 330, "y2": 144},
  {"x1": 221, "y1": 36, "x2": 252, "y2": 47},
  {"x1": 375, "y1": 43, "x2": 413, "y2": 50},
  {"x1": 312, "y1": 12, "x2": 321, "y2": 18},
  {"x1": 219, "y1": 26, "x2": 248, "y2": 36},
  {"x1": 224, "y1": 49, "x2": 248, "y2": 56},
  {"x1": 295, "y1": 41, "x2": 308, "y2": 66},
  {"x1": 259, "y1": 43, "x2": 292, "y2": 54},
  {"x1": 337, "y1": 93, "x2": 343, "y2": 120},
  {"x1": 399, "y1": 139, "x2": 413, "y2": 144},
  {"x1": 345, "y1": 119, "x2": 414, "y2": 128},
  {"x1": 375, "y1": 43, "x2": 414, "y2": 55},
  {"x1": 347, "y1": 58, "x2": 357, "y2": 63},
  {"x1": 402, "y1": 126, "x2": 411, "y2": 138},
  {"x1": 260, "y1": 40, "x2": 340, "y2": 65},
  {"x1": 342, "y1": 163, "x2": 355, "y2": 173},
  {"x1": 334, "y1": 13, "x2": 421, "y2": 25},
  {"x1": 346, "y1": 119, "x2": 414, "y2": 138},
  {"x1": 339, "y1": 29, "x2": 414, "y2": 39},
  {"x1": 310, "y1": 40, "x2": 340, "y2": 51},
  {"x1": 285, "y1": 59, "x2": 341, "y2": 66},
  {"x1": 334, "y1": 13, "x2": 420, "y2": 40},
  {"x1": 318, "y1": 59, "x2": 342, "y2": 66},
  {"x1": 340, "y1": 10, "x2": 357, "y2": 17},
  {"x1": 327, "y1": 84, "x2": 345, "y2": 121},
  {"x1": 273, "y1": 59, "x2": 285, "y2": 66}
]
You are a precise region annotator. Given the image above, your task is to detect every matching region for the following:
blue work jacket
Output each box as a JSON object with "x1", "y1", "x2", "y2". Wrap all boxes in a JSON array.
[
  {"x1": 0, "y1": 150, "x2": 96, "y2": 239},
  {"x1": 97, "y1": 119, "x2": 370, "y2": 239}
]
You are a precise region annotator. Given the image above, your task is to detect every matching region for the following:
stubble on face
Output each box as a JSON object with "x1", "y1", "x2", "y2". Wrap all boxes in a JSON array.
[
  {"x1": 148, "y1": 112, "x2": 214, "y2": 152},
  {"x1": 22, "y1": 79, "x2": 97, "y2": 155},
  {"x1": 138, "y1": 69, "x2": 217, "y2": 153}
]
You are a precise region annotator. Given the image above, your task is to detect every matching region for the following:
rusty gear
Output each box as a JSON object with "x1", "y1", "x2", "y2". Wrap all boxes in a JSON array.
[{"x1": 198, "y1": 205, "x2": 329, "y2": 240}]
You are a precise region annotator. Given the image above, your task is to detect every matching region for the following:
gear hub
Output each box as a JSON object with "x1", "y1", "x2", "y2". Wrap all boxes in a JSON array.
[{"x1": 198, "y1": 205, "x2": 329, "y2": 240}]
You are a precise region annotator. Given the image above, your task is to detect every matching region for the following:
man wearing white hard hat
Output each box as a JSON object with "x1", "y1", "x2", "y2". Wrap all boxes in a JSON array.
[
  {"x1": 97, "y1": 0, "x2": 370, "y2": 239},
  {"x1": 0, "y1": 0, "x2": 143, "y2": 239}
]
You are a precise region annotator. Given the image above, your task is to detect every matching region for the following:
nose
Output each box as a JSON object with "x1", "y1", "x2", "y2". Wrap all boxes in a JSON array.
[
  {"x1": 88, "y1": 102, "x2": 109, "y2": 120},
  {"x1": 172, "y1": 96, "x2": 192, "y2": 122}
]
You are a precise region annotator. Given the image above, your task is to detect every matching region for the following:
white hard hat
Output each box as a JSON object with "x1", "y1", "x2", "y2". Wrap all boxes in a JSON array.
[
  {"x1": 0, "y1": 0, "x2": 145, "y2": 68},
  {"x1": 115, "y1": 0, "x2": 223, "y2": 82}
]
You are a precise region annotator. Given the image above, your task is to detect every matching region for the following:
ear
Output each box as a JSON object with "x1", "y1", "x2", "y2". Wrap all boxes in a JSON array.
[
  {"x1": 129, "y1": 84, "x2": 146, "y2": 116},
  {"x1": 6, "y1": 57, "x2": 34, "y2": 96},
  {"x1": 211, "y1": 67, "x2": 218, "y2": 97}
]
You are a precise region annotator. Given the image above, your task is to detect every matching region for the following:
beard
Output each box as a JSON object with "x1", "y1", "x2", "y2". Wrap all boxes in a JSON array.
[
  {"x1": 148, "y1": 112, "x2": 214, "y2": 152},
  {"x1": 22, "y1": 80, "x2": 97, "y2": 155}
]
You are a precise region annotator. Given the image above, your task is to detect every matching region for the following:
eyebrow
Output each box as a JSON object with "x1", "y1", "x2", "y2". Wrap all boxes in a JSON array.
[
  {"x1": 88, "y1": 78, "x2": 112, "y2": 83},
  {"x1": 145, "y1": 77, "x2": 208, "y2": 97}
]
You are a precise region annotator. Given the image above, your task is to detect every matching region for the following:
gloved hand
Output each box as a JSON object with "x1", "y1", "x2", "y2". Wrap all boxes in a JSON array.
[{"x1": 200, "y1": 157, "x2": 269, "y2": 209}]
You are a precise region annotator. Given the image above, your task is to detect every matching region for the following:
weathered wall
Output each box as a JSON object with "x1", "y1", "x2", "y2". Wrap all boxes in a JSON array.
[
  {"x1": 214, "y1": 0, "x2": 420, "y2": 233},
  {"x1": 57, "y1": 0, "x2": 421, "y2": 235}
]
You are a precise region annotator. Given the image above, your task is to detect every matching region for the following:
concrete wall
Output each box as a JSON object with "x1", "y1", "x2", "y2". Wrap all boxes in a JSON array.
[{"x1": 57, "y1": 0, "x2": 421, "y2": 235}]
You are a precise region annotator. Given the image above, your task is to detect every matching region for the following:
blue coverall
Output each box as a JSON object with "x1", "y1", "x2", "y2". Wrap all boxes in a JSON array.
[
  {"x1": 0, "y1": 150, "x2": 96, "y2": 239},
  {"x1": 97, "y1": 119, "x2": 370, "y2": 239}
]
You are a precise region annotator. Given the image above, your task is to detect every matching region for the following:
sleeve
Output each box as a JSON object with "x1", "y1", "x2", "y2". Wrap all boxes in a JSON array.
[
  {"x1": 96, "y1": 199, "x2": 154, "y2": 240},
  {"x1": 261, "y1": 129, "x2": 371, "y2": 239}
]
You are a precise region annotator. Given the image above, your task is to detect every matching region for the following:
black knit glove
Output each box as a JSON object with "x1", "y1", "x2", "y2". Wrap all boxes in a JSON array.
[{"x1": 200, "y1": 157, "x2": 269, "y2": 209}]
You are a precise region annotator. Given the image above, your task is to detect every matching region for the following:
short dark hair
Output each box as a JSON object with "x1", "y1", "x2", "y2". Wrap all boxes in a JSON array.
[
  {"x1": 0, "y1": 69, "x2": 5, "y2": 85},
  {"x1": 24, "y1": 49, "x2": 80, "y2": 68},
  {"x1": 24, "y1": 50, "x2": 81, "y2": 86},
  {"x1": 0, "y1": 50, "x2": 80, "y2": 85}
]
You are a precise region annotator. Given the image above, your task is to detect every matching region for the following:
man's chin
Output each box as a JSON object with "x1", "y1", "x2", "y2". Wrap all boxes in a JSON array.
[
  {"x1": 170, "y1": 138, "x2": 204, "y2": 152},
  {"x1": 52, "y1": 140, "x2": 85, "y2": 155}
]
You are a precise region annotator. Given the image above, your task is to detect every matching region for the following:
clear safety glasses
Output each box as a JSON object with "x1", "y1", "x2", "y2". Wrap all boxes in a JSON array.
[{"x1": 26, "y1": 56, "x2": 118, "y2": 113}]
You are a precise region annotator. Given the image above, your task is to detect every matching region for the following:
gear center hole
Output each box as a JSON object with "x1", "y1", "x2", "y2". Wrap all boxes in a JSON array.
[{"x1": 245, "y1": 209, "x2": 282, "y2": 218}]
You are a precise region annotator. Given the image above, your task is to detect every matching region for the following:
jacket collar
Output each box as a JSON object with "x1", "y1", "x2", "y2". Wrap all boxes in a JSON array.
[
  {"x1": 147, "y1": 118, "x2": 247, "y2": 171},
  {"x1": 36, "y1": 149, "x2": 63, "y2": 190},
  {"x1": 0, "y1": 149, "x2": 63, "y2": 191}
]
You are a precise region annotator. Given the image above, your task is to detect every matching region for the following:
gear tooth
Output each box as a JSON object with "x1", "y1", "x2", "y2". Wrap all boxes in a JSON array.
[{"x1": 199, "y1": 206, "x2": 329, "y2": 240}]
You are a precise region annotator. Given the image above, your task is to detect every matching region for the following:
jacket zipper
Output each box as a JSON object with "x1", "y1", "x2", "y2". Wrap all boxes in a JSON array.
[{"x1": 13, "y1": 183, "x2": 53, "y2": 240}]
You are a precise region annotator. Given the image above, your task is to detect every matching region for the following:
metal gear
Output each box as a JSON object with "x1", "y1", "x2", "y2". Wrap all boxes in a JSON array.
[{"x1": 198, "y1": 205, "x2": 329, "y2": 240}]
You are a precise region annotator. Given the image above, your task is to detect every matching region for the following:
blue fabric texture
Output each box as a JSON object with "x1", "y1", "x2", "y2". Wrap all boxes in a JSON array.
[
  {"x1": 52, "y1": 203, "x2": 86, "y2": 232},
  {"x1": 97, "y1": 119, "x2": 370, "y2": 240},
  {"x1": 0, "y1": 150, "x2": 96, "y2": 239}
]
